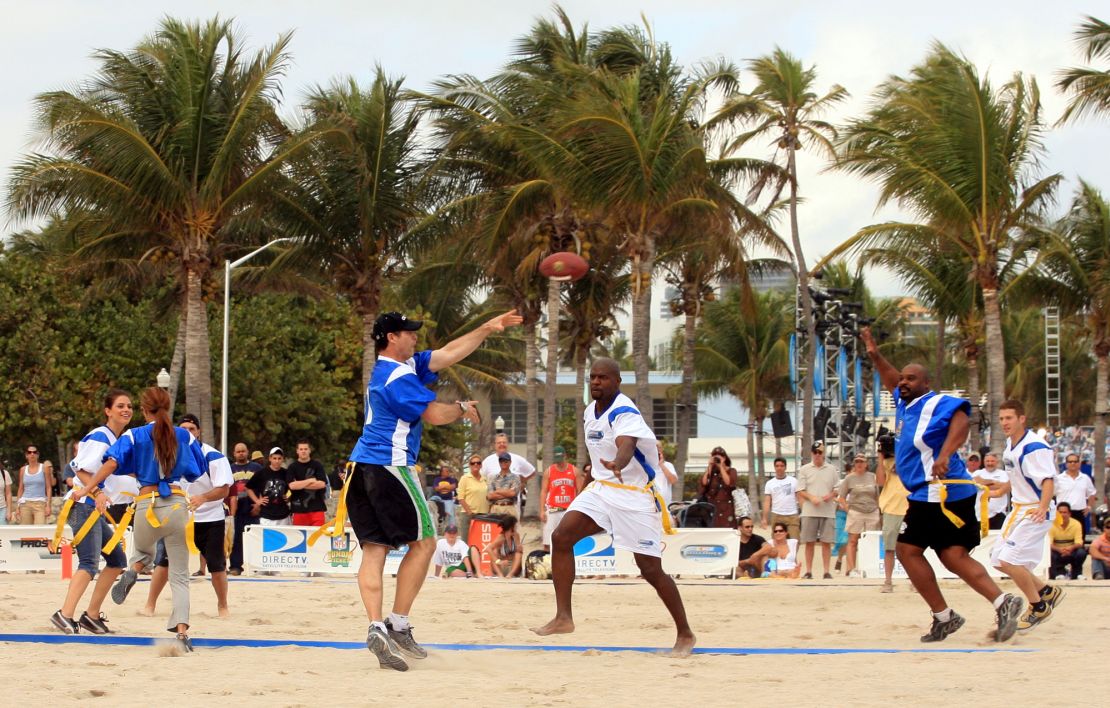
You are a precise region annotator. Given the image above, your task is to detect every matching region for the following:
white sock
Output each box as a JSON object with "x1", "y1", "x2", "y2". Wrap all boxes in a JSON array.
[
  {"x1": 992, "y1": 594, "x2": 1007, "y2": 610},
  {"x1": 932, "y1": 608, "x2": 953, "y2": 622},
  {"x1": 388, "y1": 612, "x2": 410, "y2": 631},
  {"x1": 371, "y1": 620, "x2": 387, "y2": 633}
]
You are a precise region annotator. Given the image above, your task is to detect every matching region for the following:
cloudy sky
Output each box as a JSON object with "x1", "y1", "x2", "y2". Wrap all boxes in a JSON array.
[{"x1": 1, "y1": 1, "x2": 1105, "y2": 296}]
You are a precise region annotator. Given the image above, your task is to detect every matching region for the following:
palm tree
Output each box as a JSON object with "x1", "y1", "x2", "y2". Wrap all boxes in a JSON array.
[
  {"x1": 276, "y1": 69, "x2": 432, "y2": 391},
  {"x1": 709, "y1": 47, "x2": 848, "y2": 462},
  {"x1": 693, "y1": 287, "x2": 792, "y2": 500},
  {"x1": 6, "y1": 17, "x2": 318, "y2": 443},
  {"x1": 832, "y1": 44, "x2": 1061, "y2": 451},
  {"x1": 1058, "y1": 15, "x2": 1110, "y2": 124}
]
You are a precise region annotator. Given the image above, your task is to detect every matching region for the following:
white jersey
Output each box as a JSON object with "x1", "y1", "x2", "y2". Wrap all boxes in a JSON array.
[
  {"x1": 582, "y1": 393, "x2": 659, "y2": 510},
  {"x1": 187, "y1": 442, "x2": 234, "y2": 522},
  {"x1": 1001, "y1": 429, "x2": 1057, "y2": 507},
  {"x1": 433, "y1": 537, "x2": 470, "y2": 568},
  {"x1": 654, "y1": 461, "x2": 677, "y2": 504},
  {"x1": 480, "y1": 451, "x2": 536, "y2": 480},
  {"x1": 66, "y1": 425, "x2": 139, "y2": 506},
  {"x1": 764, "y1": 475, "x2": 800, "y2": 515},
  {"x1": 973, "y1": 467, "x2": 1010, "y2": 519},
  {"x1": 1055, "y1": 472, "x2": 1096, "y2": 511}
]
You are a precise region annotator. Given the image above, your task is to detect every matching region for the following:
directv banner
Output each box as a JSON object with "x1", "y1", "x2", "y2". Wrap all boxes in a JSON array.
[
  {"x1": 243, "y1": 525, "x2": 418, "y2": 575},
  {"x1": 574, "y1": 529, "x2": 740, "y2": 577},
  {"x1": 856, "y1": 530, "x2": 1048, "y2": 579}
]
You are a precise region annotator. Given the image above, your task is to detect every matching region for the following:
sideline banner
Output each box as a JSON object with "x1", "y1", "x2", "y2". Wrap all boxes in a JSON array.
[
  {"x1": 0, "y1": 524, "x2": 134, "y2": 572},
  {"x1": 573, "y1": 529, "x2": 740, "y2": 577},
  {"x1": 243, "y1": 525, "x2": 419, "y2": 575},
  {"x1": 856, "y1": 530, "x2": 1049, "y2": 579}
]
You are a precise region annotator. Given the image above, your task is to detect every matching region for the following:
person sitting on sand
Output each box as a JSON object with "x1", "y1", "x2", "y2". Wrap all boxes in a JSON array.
[
  {"x1": 477, "y1": 515, "x2": 523, "y2": 578},
  {"x1": 766, "y1": 522, "x2": 801, "y2": 578}
]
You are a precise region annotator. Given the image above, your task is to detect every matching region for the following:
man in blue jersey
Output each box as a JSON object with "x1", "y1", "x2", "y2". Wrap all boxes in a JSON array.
[
  {"x1": 348, "y1": 309, "x2": 522, "y2": 671},
  {"x1": 863, "y1": 329, "x2": 1023, "y2": 643},
  {"x1": 531, "y1": 358, "x2": 695, "y2": 656}
]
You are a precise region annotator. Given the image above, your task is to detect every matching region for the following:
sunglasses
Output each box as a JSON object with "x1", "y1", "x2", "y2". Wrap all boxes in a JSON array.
[
  {"x1": 1066, "y1": 459, "x2": 1080, "y2": 463},
  {"x1": 773, "y1": 529, "x2": 787, "y2": 533},
  {"x1": 468, "y1": 461, "x2": 481, "y2": 465},
  {"x1": 26, "y1": 449, "x2": 38, "y2": 454}
]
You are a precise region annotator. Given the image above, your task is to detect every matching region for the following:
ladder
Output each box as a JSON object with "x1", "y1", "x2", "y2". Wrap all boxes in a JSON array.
[{"x1": 1044, "y1": 307, "x2": 1061, "y2": 429}]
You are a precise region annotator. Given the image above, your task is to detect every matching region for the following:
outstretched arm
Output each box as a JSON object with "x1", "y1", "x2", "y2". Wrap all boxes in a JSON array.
[
  {"x1": 861, "y1": 327, "x2": 899, "y2": 392},
  {"x1": 428, "y1": 310, "x2": 523, "y2": 372}
]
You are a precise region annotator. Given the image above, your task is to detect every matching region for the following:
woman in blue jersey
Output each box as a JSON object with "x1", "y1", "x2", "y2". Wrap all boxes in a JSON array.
[
  {"x1": 49, "y1": 389, "x2": 133, "y2": 635},
  {"x1": 83, "y1": 386, "x2": 207, "y2": 652}
]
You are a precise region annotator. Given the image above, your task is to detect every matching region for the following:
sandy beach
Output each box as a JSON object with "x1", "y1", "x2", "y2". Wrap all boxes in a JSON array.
[{"x1": 0, "y1": 564, "x2": 1104, "y2": 707}]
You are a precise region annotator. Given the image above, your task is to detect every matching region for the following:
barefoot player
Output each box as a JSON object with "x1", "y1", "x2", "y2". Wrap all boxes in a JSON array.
[
  {"x1": 532, "y1": 358, "x2": 695, "y2": 656},
  {"x1": 862, "y1": 328, "x2": 1023, "y2": 642}
]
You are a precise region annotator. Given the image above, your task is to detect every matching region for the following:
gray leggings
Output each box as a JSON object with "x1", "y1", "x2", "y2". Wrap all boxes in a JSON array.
[{"x1": 131, "y1": 497, "x2": 190, "y2": 632}]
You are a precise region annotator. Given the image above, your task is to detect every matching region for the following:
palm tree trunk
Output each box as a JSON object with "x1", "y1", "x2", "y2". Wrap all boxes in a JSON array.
[
  {"x1": 787, "y1": 146, "x2": 817, "y2": 464},
  {"x1": 542, "y1": 279, "x2": 560, "y2": 482},
  {"x1": 361, "y1": 310, "x2": 376, "y2": 394},
  {"x1": 184, "y1": 268, "x2": 215, "y2": 444},
  {"x1": 168, "y1": 311, "x2": 187, "y2": 414},
  {"x1": 631, "y1": 237, "x2": 655, "y2": 422},
  {"x1": 745, "y1": 422, "x2": 757, "y2": 503},
  {"x1": 934, "y1": 317, "x2": 946, "y2": 387},
  {"x1": 674, "y1": 304, "x2": 697, "y2": 502},
  {"x1": 754, "y1": 416, "x2": 766, "y2": 500},
  {"x1": 1094, "y1": 349, "x2": 1108, "y2": 502},
  {"x1": 966, "y1": 351, "x2": 981, "y2": 452},
  {"x1": 981, "y1": 287, "x2": 1007, "y2": 452},
  {"x1": 574, "y1": 344, "x2": 587, "y2": 472},
  {"x1": 524, "y1": 320, "x2": 540, "y2": 520}
]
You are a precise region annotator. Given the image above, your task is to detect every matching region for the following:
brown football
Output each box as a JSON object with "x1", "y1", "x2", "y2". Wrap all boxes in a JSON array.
[{"x1": 539, "y1": 251, "x2": 589, "y2": 282}]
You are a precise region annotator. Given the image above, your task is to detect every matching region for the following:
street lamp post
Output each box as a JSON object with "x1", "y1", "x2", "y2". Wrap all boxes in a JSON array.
[
  {"x1": 156, "y1": 368, "x2": 171, "y2": 390},
  {"x1": 221, "y1": 238, "x2": 296, "y2": 453},
  {"x1": 494, "y1": 416, "x2": 505, "y2": 434}
]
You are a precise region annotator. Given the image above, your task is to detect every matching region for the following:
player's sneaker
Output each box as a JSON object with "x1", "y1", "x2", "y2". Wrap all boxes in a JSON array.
[
  {"x1": 995, "y1": 593, "x2": 1024, "y2": 642},
  {"x1": 1017, "y1": 603, "x2": 1054, "y2": 632},
  {"x1": 174, "y1": 632, "x2": 194, "y2": 653},
  {"x1": 1042, "y1": 585, "x2": 1065, "y2": 610},
  {"x1": 50, "y1": 610, "x2": 80, "y2": 634},
  {"x1": 386, "y1": 619, "x2": 428, "y2": 659},
  {"x1": 920, "y1": 611, "x2": 965, "y2": 642},
  {"x1": 367, "y1": 625, "x2": 408, "y2": 671},
  {"x1": 111, "y1": 568, "x2": 138, "y2": 605},
  {"x1": 78, "y1": 611, "x2": 112, "y2": 634}
]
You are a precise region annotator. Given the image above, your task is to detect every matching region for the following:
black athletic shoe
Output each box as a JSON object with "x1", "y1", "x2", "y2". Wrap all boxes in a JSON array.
[
  {"x1": 803, "y1": 572, "x2": 813, "y2": 579},
  {"x1": 111, "y1": 569, "x2": 138, "y2": 605},
  {"x1": 386, "y1": 620, "x2": 428, "y2": 659},
  {"x1": 995, "y1": 593, "x2": 1024, "y2": 642},
  {"x1": 50, "y1": 610, "x2": 79, "y2": 635},
  {"x1": 78, "y1": 611, "x2": 112, "y2": 634},
  {"x1": 175, "y1": 632, "x2": 194, "y2": 653},
  {"x1": 367, "y1": 625, "x2": 409, "y2": 671},
  {"x1": 920, "y1": 611, "x2": 965, "y2": 642}
]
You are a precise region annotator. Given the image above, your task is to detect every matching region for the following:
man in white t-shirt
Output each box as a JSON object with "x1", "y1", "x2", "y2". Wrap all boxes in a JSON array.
[
  {"x1": 762, "y1": 457, "x2": 800, "y2": 539},
  {"x1": 481, "y1": 433, "x2": 536, "y2": 515},
  {"x1": 432, "y1": 525, "x2": 474, "y2": 578},
  {"x1": 654, "y1": 440, "x2": 679, "y2": 507},
  {"x1": 973, "y1": 452, "x2": 1010, "y2": 530},
  {"x1": 1055, "y1": 454, "x2": 1097, "y2": 532}
]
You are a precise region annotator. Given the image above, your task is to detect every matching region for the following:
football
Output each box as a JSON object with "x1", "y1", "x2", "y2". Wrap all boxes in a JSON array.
[{"x1": 538, "y1": 251, "x2": 589, "y2": 282}]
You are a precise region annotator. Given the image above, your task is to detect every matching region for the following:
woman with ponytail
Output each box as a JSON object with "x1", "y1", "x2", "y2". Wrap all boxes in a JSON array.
[{"x1": 84, "y1": 386, "x2": 207, "y2": 652}]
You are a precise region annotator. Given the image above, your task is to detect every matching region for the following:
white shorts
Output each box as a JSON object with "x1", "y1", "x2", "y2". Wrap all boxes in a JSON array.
[
  {"x1": 260, "y1": 516, "x2": 292, "y2": 527},
  {"x1": 543, "y1": 508, "x2": 567, "y2": 547},
  {"x1": 990, "y1": 510, "x2": 1051, "y2": 572},
  {"x1": 566, "y1": 484, "x2": 662, "y2": 557}
]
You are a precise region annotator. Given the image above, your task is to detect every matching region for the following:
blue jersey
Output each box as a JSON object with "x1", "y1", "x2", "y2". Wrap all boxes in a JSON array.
[
  {"x1": 350, "y1": 351, "x2": 439, "y2": 466},
  {"x1": 894, "y1": 390, "x2": 973, "y2": 503},
  {"x1": 104, "y1": 423, "x2": 207, "y2": 497}
]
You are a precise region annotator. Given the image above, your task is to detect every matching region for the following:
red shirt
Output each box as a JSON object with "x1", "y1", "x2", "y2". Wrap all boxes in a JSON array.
[{"x1": 545, "y1": 464, "x2": 578, "y2": 509}]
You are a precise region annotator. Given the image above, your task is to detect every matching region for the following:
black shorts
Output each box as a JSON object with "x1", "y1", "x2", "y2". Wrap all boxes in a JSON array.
[
  {"x1": 346, "y1": 463, "x2": 437, "y2": 548},
  {"x1": 155, "y1": 519, "x2": 227, "y2": 572},
  {"x1": 897, "y1": 495, "x2": 981, "y2": 553}
]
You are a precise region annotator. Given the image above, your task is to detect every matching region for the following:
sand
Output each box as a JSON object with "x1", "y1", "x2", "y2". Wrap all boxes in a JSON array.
[{"x1": 0, "y1": 565, "x2": 1105, "y2": 708}]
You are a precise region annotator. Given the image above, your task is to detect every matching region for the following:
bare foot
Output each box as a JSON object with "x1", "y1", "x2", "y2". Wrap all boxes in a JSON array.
[
  {"x1": 138, "y1": 607, "x2": 155, "y2": 617},
  {"x1": 218, "y1": 606, "x2": 230, "y2": 619},
  {"x1": 668, "y1": 632, "x2": 696, "y2": 657},
  {"x1": 531, "y1": 617, "x2": 575, "y2": 636}
]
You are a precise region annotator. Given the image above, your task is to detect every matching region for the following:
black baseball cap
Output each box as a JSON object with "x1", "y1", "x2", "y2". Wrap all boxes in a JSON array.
[
  {"x1": 178, "y1": 413, "x2": 200, "y2": 427},
  {"x1": 372, "y1": 312, "x2": 423, "y2": 344},
  {"x1": 811, "y1": 441, "x2": 825, "y2": 453}
]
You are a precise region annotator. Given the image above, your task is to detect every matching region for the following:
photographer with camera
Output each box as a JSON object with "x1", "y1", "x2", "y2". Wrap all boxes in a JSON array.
[{"x1": 698, "y1": 446, "x2": 737, "y2": 528}]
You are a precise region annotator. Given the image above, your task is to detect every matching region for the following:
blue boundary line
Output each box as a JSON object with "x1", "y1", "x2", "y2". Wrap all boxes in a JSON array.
[{"x1": 0, "y1": 633, "x2": 1035, "y2": 655}]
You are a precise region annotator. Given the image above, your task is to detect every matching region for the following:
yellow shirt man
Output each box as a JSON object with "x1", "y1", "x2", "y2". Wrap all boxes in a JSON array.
[{"x1": 1049, "y1": 516, "x2": 1084, "y2": 551}]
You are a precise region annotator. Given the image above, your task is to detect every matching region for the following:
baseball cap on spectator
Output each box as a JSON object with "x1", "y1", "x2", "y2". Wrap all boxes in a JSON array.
[
  {"x1": 250, "y1": 450, "x2": 264, "y2": 461},
  {"x1": 853, "y1": 453, "x2": 867, "y2": 462},
  {"x1": 444, "y1": 524, "x2": 459, "y2": 534},
  {"x1": 178, "y1": 413, "x2": 200, "y2": 427},
  {"x1": 270, "y1": 447, "x2": 284, "y2": 457},
  {"x1": 497, "y1": 452, "x2": 512, "y2": 462},
  {"x1": 372, "y1": 312, "x2": 423, "y2": 345},
  {"x1": 553, "y1": 445, "x2": 565, "y2": 460},
  {"x1": 811, "y1": 441, "x2": 825, "y2": 453}
]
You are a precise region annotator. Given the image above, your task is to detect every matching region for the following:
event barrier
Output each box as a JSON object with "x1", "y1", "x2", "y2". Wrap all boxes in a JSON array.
[
  {"x1": 574, "y1": 528, "x2": 740, "y2": 577},
  {"x1": 0, "y1": 524, "x2": 134, "y2": 572},
  {"x1": 243, "y1": 524, "x2": 422, "y2": 576},
  {"x1": 855, "y1": 530, "x2": 1050, "y2": 579}
]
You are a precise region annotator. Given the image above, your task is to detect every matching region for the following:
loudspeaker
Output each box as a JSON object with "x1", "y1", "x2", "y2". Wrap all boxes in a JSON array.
[
  {"x1": 814, "y1": 406, "x2": 831, "y2": 438},
  {"x1": 855, "y1": 418, "x2": 871, "y2": 438},
  {"x1": 771, "y1": 408, "x2": 794, "y2": 438}
]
